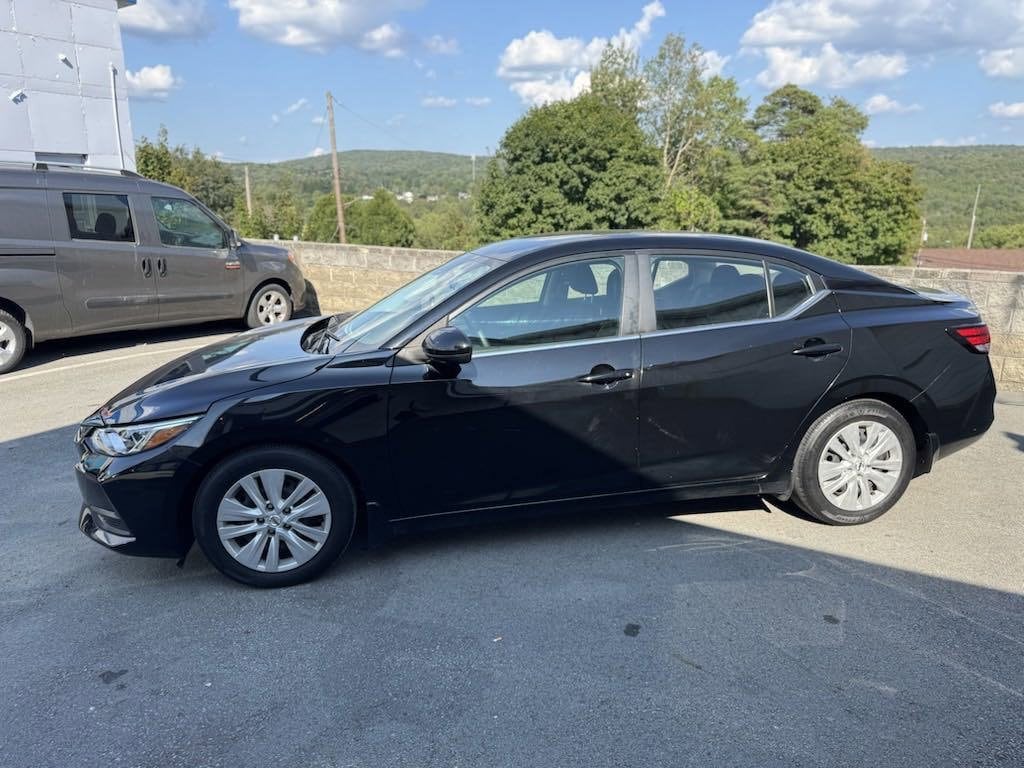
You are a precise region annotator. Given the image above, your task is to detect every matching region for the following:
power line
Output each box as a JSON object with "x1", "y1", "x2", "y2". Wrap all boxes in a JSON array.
[{"x1": 331, "y1": 95, "x2": 416, "y2": 150}]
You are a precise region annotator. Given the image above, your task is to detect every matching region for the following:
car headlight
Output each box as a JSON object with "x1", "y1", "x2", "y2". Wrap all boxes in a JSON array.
[{"x1": 85, "y1": 415, "x2": 201, "y2": 457}]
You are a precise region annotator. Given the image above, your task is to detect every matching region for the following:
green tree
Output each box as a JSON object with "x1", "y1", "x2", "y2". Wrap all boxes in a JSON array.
[
  {"x1": 414, "y1": 201, "x2": 478, "y2": 250},
  {"x1": 134, "y1": 126, "x2": 238, "y2": 218},
  {"x1": 641, "y1": 34, "x2": 750, "y2": 192},
  {"x1": 477, "y1": 93, "x2": 662, "y2": 239},
  {"x1": 658, "y1": 185, "x2": 722, "y2": 232},
  {"x1": 724, "y1": 85, "x2": 920, "y2": 264},
  {"x1": 303, "y1": 194, "x2": 339, "y2": 242},
  {"x1": 590, "y1": 44, "x2": 645, "y2": 119},
  {"x1": 346, "y1": 189, "x2": 416, "y2": 247}
]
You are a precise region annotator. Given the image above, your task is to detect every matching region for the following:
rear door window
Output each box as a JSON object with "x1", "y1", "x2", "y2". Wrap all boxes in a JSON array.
[
  {"x1": 651, "y1": 255, "x2": 770, "y2": 330},
  {"x1": 63, "y1": 193, "x2": 135, "y2": 242},
  {"x1": 770, "y1": 264, "x2": 814, "y2": 315}
]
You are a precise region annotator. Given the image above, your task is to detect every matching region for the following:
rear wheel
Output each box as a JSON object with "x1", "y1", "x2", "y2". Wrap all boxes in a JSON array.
[
  {"x1": 246, "y1": 285, "x2": 292, "y2": 329},
  {"x1": 193, "y1": 446, "x2": 356, "y2": 587},
  {"x1": 0, "y1": 310, "x2": 27, "y2": 375},
  {"x1": 792, "y1": 399, "x2": 916, "y2": 525}
]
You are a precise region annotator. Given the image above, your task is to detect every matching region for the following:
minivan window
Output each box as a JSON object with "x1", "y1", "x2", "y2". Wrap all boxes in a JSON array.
[
  {"x1": 151, "y1": 197, "x2": 226, "y2": 249},
  {"x1": 63, "y1": 193, "x2": 134, "y2": 243},
  {"x1": 453, "y1": 256, "x2": 624, "y2": 350},
  {"x1": 652, "y1": 255, "x2": 770, "y2": 330}
]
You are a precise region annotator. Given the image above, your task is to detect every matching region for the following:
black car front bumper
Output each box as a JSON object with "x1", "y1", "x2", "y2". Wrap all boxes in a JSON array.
[{"x1": 74, "y1": 448, "x2": 197, "y2": 559}]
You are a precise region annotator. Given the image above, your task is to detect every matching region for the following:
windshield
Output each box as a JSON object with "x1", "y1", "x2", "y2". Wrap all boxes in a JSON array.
[{"x1": 328, "y1": 251, "x2": 501, "y2": 353}]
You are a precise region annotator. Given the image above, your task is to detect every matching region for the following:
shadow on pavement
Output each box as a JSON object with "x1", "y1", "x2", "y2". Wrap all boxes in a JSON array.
[
  {"x1": 1006, "y1": 432, "x2": 1024, "y2": 453},
  {"x1": 1, "y1": 421, "x2": 1022, "y2": 767}
]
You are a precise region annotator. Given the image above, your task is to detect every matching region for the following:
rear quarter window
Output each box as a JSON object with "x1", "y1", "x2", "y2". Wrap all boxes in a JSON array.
[
  {"x1": 0, "y1": 189, "x2": 52, "y2": 241},
  {"x1": 63, "y1": 193, "x2": 135, "y2": 243}
]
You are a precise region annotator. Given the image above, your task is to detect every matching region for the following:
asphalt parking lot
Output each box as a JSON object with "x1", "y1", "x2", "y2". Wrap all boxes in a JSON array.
[{"x1": 1, "y1": 325, "x2": 1023, "y2": 768}]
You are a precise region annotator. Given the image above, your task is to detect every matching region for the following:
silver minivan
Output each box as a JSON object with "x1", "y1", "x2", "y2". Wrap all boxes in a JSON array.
[{"x1": 0, "y1": 164, "x2": 307, "y2": 373}]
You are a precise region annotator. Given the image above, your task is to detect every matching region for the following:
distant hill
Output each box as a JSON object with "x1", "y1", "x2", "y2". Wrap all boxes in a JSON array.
[
  {"x1": 231, "y1": 150, "x2": 484, "y2": 207},
  {"x1": 234, "y1": 145, "x2": 1024, "y2": 247},
  {"x1": 872, "y1": 145, "x2": 1024, "y2": 247}
]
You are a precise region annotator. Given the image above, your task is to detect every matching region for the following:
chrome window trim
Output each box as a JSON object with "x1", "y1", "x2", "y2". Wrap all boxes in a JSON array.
[{"x1": 470, "y1": 333, "x2": 641, "y2": 359}]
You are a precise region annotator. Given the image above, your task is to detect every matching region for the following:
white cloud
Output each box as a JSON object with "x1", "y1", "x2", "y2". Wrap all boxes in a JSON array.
[
  {"x1": 119, "y1": 0, "x2": 208, "y2": 38},
  {"x1": 755, "y1": 43, "x2": 907, "y2": 88},
  {"x1": 980, "y1": 48, "x2": 1024, "y2": 77},
  {"x1": 284, "y1": 97, "x2": 308, "y2": 115},
  {"x1": 742, "y1": 0, "x2": 1024, "y2": 54},
  {"x1": 239, "y1": 135, "x2": 248, "y2": 145},
  {"x1": 386, "y1": 113, "x2": 406, "y2": 127},
  {"x1": 742, "y1": 1, "x2": 1024, "y2": 88},
  {"x1": 271, "y1": 113, "x2": 280, "y2": 124},
  {"x1": 311, "y1": 147, "x2": 327, "y2": 157},
  {"x1": 989, "y1": 101, "x2": 1024, "y2": 118},
  {"x1": 228, "y1": 0, "x2": 420, "y2": 54},
  {"x1": 465, "y1": 96, "x2": 492, "y2": 107},
  {"x1": 421, "y1": 95, "x2": 457, "y2": 108},
  {"x1": 360, "y1": 23, "x2": 407, "y2": 58},
  {"x1": 425, "y1": 34, "x2": 459, "y2": 55},
  {"x1": 863, "y1": 93, "x2": 920, "y2": 115},
  {"x1": 125, "y1": 65, "x2": 182, "y2": 100},
  {"x1": 699, "y1": 50, "x2": 730, "y2": 77},
  {"x1": 312, "y1": 115, "x2": 325, "y2": 125},
  {"x1": 497, "y1": 1, "x2": 665, "y2": 106},
  {"x1": 930, "y1": 135, "x2": 979, "y2": 146}
]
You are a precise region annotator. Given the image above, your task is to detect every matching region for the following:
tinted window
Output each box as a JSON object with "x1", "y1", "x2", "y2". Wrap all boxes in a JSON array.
[
  {"x1": 652, "y1": 256, "x2": 769, "y2": 330},
  {"x1": 770, "y1": 264, "x2": 814, "y2": 315},
  {"x1": 151, "y1": 197, "x2": 226, "y2": 249},
  {"x1": 453, "y1": 257, "x2": 624, "y2": 350},
  {"x1": 63, "y1": 193, "x2": 134, "y2": 242}
]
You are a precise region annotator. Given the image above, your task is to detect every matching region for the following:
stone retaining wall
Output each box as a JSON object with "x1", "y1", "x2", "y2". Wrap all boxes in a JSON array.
[{"x1": 266, "y1": 240, "x2": 1024, "y2": 390}]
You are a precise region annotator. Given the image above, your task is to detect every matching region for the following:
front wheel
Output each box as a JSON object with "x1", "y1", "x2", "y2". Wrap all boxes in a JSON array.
[
  {"x1": 193, "y1": 446, "x2": 356, "y2": 587},
  {"x1": 246, "y1": 285, "x2": 292, "y2": 329},
  {"x1": 0, "y1": 310, "x2": 27, "y2": 375},
  {"x1": 792, "y1": 399, "x2": 916, "y2": 525}
]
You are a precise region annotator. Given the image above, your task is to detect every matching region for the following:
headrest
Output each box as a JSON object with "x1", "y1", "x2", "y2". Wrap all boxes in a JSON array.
[
  {"x1": 95, "y1": 212, "x2": 116, "y2": 238},
  {"x1": 710, "y1": 264, "x2": 741, "y2": 285},
  {"x1": 564, "y1": 263, "x2": 598, "y2": 295}
]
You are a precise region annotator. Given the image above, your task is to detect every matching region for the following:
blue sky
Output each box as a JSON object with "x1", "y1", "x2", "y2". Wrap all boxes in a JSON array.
[{"x1": 119, "y1": 0, "x2": 1024, "y2": 162}]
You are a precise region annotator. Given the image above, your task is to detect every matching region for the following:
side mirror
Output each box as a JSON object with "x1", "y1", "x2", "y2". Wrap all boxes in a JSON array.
[
  {"x1": 229, "y1": 229, "x2": 242, "y2": 249},
  {"x1": 423, "y1": 326, "x2": 472, "y2": 367}
]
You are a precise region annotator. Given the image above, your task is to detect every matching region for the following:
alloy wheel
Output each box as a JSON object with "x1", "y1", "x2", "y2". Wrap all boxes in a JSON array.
[
  {"x1": 256, "y1": 291, "x2": 288, "y2": 325},
  {"x1": 0, "y1": 320, "x2": 16, "y2": 367},
  {"x1": 216, "y1": 468, "x2": 332, "y2": 573},
  {"x1": 817, "y1": 420, "x2": 904, "y2": 511}
]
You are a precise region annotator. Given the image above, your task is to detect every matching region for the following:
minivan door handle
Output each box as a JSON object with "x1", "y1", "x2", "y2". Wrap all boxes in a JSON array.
[
  {"x1": 140, "y1": 257, "x2": 152, "y2": 278},
  {"x1": 793, "y1": 340, "x2": 843, "y2": 357},
  {"x1": 577, "y1": 366, "x2": 635, "y2": 385},
  {"x1": 156, "y1": 257, "x2": 167, "y2": 277}
]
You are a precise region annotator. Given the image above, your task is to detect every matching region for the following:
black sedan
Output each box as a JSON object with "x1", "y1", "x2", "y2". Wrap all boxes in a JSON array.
[{"x1": 74, "y1": 233, "x2": 996, "y2": 587}]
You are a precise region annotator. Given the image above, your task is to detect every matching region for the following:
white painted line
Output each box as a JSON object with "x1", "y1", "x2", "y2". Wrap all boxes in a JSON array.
[{"x1": 0, "y1": 341, "x2": 223, "y2": 385}]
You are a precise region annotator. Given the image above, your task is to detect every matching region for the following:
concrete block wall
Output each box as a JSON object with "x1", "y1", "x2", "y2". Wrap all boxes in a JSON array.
[{"x1": 269, "y1": 240, "x2": 1024, "y2": 391}]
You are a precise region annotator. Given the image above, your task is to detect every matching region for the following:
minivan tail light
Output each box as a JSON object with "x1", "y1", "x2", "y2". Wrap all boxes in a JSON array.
[{"x1": 949, "y1": 324, "x2": 991, "y2": 353}]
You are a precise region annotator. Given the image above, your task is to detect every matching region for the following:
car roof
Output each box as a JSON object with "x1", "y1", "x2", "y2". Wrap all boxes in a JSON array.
[
  {"x1": 0, "y1": 165, "x2": 185, "y2": 196},
  {"x1": 471, "y1": 231, "x2": 889, "y2": 284}
]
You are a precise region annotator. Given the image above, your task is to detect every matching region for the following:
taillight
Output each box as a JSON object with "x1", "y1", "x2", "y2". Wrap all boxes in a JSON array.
[{"x1": 949, "y1": 324, "x2": 991, "y2": 353}]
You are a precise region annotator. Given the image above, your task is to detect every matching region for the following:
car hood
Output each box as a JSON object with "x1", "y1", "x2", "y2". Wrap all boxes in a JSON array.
[
  {"x1": 239, "y1": 240, "x2": 289, "y2": 260},
  {"x1": 98, "y1": 318, "x2": 327, "y2": 425}
]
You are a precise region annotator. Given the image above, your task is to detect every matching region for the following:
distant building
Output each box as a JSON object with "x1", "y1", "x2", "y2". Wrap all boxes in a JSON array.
[
  {"x1": 0, "y1": 0, "x2": 136, "y2": 170},
  {"x1": 396, "y1": 191, "x2": 414, "y2": 204}
]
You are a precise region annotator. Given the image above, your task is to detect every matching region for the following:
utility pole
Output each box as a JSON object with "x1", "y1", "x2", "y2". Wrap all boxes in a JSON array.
[
  {"x1": 243, "y1": 165, "x2": 253, "y2": 215},
  {"x1": 326, "y1": 91, "x2": 346, "y2": 244},
  {"x1": 966, "y1": 185, "x2": 980, "y2": 249}
]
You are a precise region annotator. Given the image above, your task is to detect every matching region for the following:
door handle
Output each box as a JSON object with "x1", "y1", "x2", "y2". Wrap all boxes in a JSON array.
[
  {"x1": 792, "y1": 341, "x2": 843, "y2": 357},
  {"x1": 577, "y1": 368, "x2": 635, "y2": 385},
  {"x1": 156, "y1": 257, "x2": 167, "y2": 277},
  {"x1": 140, "y1": 258, "x2": 152, "y2": 278}
]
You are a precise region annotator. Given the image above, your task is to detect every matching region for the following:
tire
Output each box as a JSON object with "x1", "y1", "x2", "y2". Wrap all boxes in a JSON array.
[
  {"x1": 791, "y1": 399, "x2": 916, "y2": 525},
  {"x1": 193, "y1": 446, "x2": 356, "y2": 587},
  {"x1": 0, "y1": 309, "x2": 27, "y2": 375},
  {"x1": 245, "y1": 284, "x2": 292, "y2": 329}
]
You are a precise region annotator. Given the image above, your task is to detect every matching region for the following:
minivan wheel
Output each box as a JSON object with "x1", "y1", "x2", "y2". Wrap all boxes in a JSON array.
[
  {"x1": 791, "y1": 399, "x2": 916, "y2": 525},
  {"x1": 246, "y1": 285, "x2": 292, "y2": 328},
  {"x1": 0, "y1": 310, "x2": 27, "y2": 375},
  {"x1": 193, "y1": 446, "x2": 356, "y2": 587}
]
